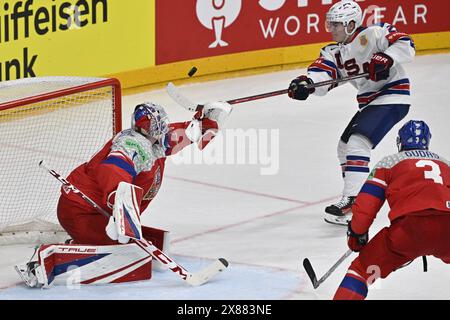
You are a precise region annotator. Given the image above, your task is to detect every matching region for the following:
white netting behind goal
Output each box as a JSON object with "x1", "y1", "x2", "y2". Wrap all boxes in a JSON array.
[{"x1": 0, "y1": 77, "x2": 121, "y2": 244}]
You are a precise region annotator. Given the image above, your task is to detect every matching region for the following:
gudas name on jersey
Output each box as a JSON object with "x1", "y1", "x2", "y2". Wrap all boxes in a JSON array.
[{"x1": 403, "y1": 150, "x2": 441, "y2": 160}]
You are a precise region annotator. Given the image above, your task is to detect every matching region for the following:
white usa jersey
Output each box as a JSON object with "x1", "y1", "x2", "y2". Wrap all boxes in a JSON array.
[{"x1": 307, "y1": 23, "x2": 415, "y2": 109}]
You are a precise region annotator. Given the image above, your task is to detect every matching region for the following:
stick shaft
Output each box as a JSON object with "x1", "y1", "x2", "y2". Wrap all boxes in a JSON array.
[
  {"x1": 226, "y1": 73, "x2": 368, "y2": 105},
  {"x1": 316, "y1": 249, "x2": 353, "y2": 286}
]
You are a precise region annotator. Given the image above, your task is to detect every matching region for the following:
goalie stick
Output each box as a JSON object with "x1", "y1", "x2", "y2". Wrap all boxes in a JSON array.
[
  {"x1": 166, "y1": 73, "x2": 369, "y2": 112},
  {"x1": 39, "y1": 161, "x2": 228, "y2": 286},
  {"x1": 302, "y1": 249, "x2": 352, "y2": 289}
]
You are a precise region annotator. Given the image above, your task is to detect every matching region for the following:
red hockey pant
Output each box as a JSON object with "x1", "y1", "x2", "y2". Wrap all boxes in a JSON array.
[
  {"x1": 58, "y1": 195, "x2": 118, "y2": 245},
  {"x1": 334, "y1": 212, "x2": 450, "y2": 300}
]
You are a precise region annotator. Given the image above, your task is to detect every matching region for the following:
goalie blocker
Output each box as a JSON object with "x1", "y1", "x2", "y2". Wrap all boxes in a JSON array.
[{"x1": 106, "y1": 182, "x2": 144, "y2": 244}]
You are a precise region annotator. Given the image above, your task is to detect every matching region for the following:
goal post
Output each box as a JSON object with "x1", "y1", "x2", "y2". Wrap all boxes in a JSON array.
[{"x1": 0, "y1": 77, "x2": 122, "y2": 244}]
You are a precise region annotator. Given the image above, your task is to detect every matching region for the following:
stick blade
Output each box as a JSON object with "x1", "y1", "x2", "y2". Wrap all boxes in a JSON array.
[
  {"x1": 302, "y1": 258, "x2": 319, "y2": 289},
  {"x1": 186, "y1": 258, "x2": 229, "y2": 286},
  {"x1": 166, "y1": 82, "x2": 198, "y2": 112}
]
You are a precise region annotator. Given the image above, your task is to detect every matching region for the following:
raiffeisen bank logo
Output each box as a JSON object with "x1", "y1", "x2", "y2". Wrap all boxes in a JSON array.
[
  {"x1": 196, "y1": 0, "x2": 337, "y2": 49},
  {"x1": 196, "y1": 0, "x2": 242, "y2": 48}
]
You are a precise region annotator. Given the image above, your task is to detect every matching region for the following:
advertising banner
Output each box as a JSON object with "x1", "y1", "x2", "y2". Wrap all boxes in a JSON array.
[
  {"x1": 0, "y1": 0, "x2": 155, "y2": 82},
  {"x1": 156, "y1": 0, "x2": 450, "y2": 65}
]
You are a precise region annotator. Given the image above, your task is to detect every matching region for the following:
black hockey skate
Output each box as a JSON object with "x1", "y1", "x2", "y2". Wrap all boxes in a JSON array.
[{"x1": 324, "y1": 196, "x2": 356, "y2": 226}]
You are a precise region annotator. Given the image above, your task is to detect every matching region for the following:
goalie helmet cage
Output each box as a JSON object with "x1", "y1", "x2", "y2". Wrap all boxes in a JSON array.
[{"x1": 0, "y1": 77, "x2": 122, "y2": 245}]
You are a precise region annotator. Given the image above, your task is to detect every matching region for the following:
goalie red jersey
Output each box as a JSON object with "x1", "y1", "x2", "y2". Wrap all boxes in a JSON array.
[
  {"x1": 61, "y1": 122, "x2": 190, "y2": 215},
  {"x1": 57, "y1": 101, "x2": 231, "y2": 245},
  {"x1": 351, "y1": 150, "x2": 450, "y2": 234}
]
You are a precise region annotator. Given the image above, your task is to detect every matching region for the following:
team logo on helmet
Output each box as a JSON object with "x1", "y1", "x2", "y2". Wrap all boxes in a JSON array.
[{"x1": 397, "y1": 120, "x2": 431, "y2": 151}]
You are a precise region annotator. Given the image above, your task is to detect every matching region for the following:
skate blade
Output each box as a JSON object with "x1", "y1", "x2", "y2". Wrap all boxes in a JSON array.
[
  {"x1": 14, "y1": 265, "x2": 38, "y2": 288},
  {"x1": 324, "y1": 213, "x2": 351, "y2": 226}
]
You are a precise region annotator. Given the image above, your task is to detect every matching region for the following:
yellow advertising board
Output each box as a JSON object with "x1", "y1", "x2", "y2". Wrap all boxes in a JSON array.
[{"x1": 0, "y1": 0, "x2": 155, "y2": 81}]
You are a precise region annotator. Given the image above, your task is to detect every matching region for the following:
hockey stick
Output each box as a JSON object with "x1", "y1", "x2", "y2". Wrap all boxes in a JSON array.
[
  {"x1": 302, "y1": 249, "x2": 352, "y2": 289},
  {"x1": 39, "y1": 161, "x2": 228, "y2": 286},
  {"x1": 166, "y1": 73, "x2": 369, "y2": 112}
]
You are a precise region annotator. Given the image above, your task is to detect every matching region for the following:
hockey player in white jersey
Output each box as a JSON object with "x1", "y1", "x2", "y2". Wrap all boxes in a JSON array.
[{"x1": 287, "y1": 1, "x2": 415, "y2": 225}]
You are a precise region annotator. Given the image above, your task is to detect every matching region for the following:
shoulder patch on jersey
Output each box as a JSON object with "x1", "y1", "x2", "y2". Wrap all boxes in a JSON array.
[
  {"x1": 124, "y1": 139, "x2": 149, "y2": 162},
  {"x1": 367, "y1": 168, "x2": 376, "y2": 180},
  {"x1": 111, "y1": 129, "x2": 162, "y2": 174},
  {"x1": 366, "y1": 168, "x2": 387, "y2": 187},
  {"x1": 359, "y1": 34, "x2": 368, "y2": 46}
]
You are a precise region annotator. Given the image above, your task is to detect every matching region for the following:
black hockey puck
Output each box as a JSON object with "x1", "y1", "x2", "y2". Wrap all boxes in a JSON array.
[{"x1": 188, "y1": 66, "x2": 198, "y2": 77}]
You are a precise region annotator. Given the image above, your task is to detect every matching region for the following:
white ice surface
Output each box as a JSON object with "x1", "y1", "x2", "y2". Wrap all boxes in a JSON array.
[{"x1": 1, "y1": 53, "x2": 449, "y2": 300}]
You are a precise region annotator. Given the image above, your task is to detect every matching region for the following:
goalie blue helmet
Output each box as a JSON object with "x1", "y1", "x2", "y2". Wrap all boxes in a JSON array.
[
  {"x1": 131, "y1": 102, "x2": 170, "y2": 149},
  {"x1": 397, "y1": 120, "x2": 431, "y2": 151}
]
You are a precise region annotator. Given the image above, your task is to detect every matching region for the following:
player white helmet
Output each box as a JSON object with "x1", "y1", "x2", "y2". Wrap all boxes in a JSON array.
[
  {"x1": 131, "y1": 102, "x2": 170, "y2": 148},
  {"x1": 326, "y1": 1, "x2": 362, "y2": 36}
]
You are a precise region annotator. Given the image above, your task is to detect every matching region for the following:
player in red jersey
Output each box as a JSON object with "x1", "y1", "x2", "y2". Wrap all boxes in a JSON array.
[
  {"x1": 57, "y1": 101, "x2": 232, "y2": 245},
  {"x1": 333, "y1": 120, "x2": 450, "y2": 300}
]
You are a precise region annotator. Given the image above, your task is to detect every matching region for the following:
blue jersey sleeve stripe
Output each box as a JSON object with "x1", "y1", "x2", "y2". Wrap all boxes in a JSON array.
[
  {"x1": 339, "y1": 275, "x2": 368, "y2": 298},
  {"x1": 321, "y1": 59, "x2": 339, "y2": 70},
  {"x1": 347, "y1": 155, "x2": 370, "y2": 162},
  {"x1": 358, "y1": 79, "x2": 410, "y2": 97},
  {"x1": 361, "y1": 182, "x2": 385, "y2": 201},
  {"x1": 345, "y1": 166, "x2": 370, "y2": 173},
  {"x1": 102, "y1": 156, "x2": 137, "y2": 178}
]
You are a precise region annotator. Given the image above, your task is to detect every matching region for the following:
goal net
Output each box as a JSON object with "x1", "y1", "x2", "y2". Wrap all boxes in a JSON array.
[{"x1": 0, "y1": 77, "x2": 121, "y2": 244}]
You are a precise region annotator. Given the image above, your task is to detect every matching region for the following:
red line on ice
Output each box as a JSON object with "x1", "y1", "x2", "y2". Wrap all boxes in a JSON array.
[
  {"x1": 171, "y1": 195, "x2": 339, "y2": 244},
  {"x1": 166, "y1": 175, "x2": 310, "y2": 205}
]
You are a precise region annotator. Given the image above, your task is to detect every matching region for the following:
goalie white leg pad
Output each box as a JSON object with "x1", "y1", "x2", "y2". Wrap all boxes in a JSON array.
[{"x1": 16, "y1": 243, "x2": 152, "y2": 288}]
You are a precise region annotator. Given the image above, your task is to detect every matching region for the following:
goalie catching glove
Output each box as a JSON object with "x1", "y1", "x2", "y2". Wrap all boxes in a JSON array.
[
  {"x1": 106, "y1": 182, "x2": 144, "y2": 244},
  {"x1": 185, "y1": 101, "x2": 233, "y2": 150}
]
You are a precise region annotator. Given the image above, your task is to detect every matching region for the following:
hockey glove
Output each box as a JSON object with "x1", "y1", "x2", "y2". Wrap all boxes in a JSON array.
[
  {"x1": 186, "y1": 101, "x2": 232, "y2": 150},
  {"x1": 368, "y1": 52, "x2": 393, "y2": 82},
  {"x1": 288, "y1": 76, "x2": 315, "y2": 100},
  {"x1": 347, "y1": 222, "x2": 368, "y2": 252}
]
